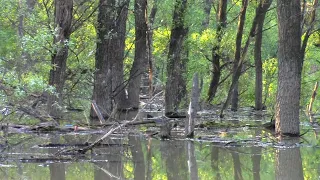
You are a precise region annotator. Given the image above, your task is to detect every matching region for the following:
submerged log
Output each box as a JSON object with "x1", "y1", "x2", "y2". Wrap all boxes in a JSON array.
[{"x1": 185, "y1": 73, "x2": 200, "y2": 138}]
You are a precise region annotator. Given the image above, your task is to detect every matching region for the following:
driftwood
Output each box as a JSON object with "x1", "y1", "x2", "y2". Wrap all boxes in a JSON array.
[
  {"x1": 185, "y1": 73, "x2": 199, "y2": 138},
  {"x1": 91, "y1": 100, "x2": 106, "y2": 124},
  {"x1": 56, "y1": 91, "x2": 164, "y2": 155}
]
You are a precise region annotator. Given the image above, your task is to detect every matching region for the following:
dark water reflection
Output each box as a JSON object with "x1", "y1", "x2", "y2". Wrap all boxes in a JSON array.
[
  {"x1": 0, "y1": 133, "x2": 314, "y2": 180},
  {"x1": 0, "y1": 110, "x2": 318, "y2": 179}
]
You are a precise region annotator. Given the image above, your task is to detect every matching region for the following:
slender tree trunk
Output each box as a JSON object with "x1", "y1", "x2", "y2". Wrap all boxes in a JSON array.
[
  {"x1": 276, "y1": 0, "x2": 302, "y2": 136},
  {"x1": 220, "y1": 0, "x2": 268, "y2": 116},
  {"x1": 147, "y1": 0, "x2": 158, "y2": 99},
  {"x1": 230, "y1": 0, "x2": 248, "y2": 111},
  {"x1": 47, "y1": 0, "x2": 73, "y2": 118},
  {"x1": 128, "y1": 0, "x2": 148, "y2": 109},
  {"x1": 165, "y1": 0, "x2": 189, "y2": 116},
  {"x1": 220, "y1": 0, "x2": 248, "y2": 116},
  {"x1": 254, "y1": 0, "x2": 273, "y2": 110},
  {"x1": 207, "y1": 0, "x2": 227, "y2": 102},
  {"x1": 201, "y1": 0, "x2": 214, "y2": 30}
]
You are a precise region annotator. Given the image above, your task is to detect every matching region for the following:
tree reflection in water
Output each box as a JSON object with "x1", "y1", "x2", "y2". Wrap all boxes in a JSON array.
[{"x1": 276, "y1": 138, "x2": 304, "y2": 180}]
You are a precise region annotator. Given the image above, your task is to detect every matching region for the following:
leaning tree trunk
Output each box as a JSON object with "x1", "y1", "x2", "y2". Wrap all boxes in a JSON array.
[
  {"x1": 165, "y1": 0, "x2": 189, "y2": 116},
  {"x1": 219, "y1": 0, "x2": 248, "y2": 117},
  {"x1": 220, "y1": 0, "x2": 269, "y2": 117},
  {"x1": 230, "y1": 0, "x2": 248, "y2": 111},
  {"x1": 128, "y1": 0, "x2": 148, "y2": 109},
  {"x1": 90, "y1": 0, "x2": 115, "y2": 118},
  {"x1": 276, "y1": 0, "x2": 302, "y2": 136},
  {"x1": 207, "y1": 0, "x2": 227, "y2": 102},
  {"x1": 254, "y1": 0, "x2": 273, "y2": 110},
  {"x1": 47, "y1": 0, "x2": 73, "y2": 118}
]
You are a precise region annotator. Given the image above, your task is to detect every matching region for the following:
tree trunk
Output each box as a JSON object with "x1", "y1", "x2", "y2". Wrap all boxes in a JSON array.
[
  {"x1": 201, "y1": 0, "x2": 214, "y2": 30},
  {"x1": 147, "y1": 0, "x2": 158, "y2": 98},
  {"x1": 254, "y1": 0, "x2": 273, "y2": 110},
  {"x1": 276, "y1": 0, "x2": 302, "y2": 136},
  {"x1": 47, "y1": 0, "x2": 73, "y2": 118},
  {"x1": 207, "y1": 0, "x2": 227, "y2": 102},
  {"x1": 229, "y1": 0, "x2": 248, "y2": 111},
  {"x1": 185, "y1": 73, "x2": 199, "y2": 138},
  {"x1": 112, "y1": 0, "x2": 129, "y2": 110},
  {"x1": 165, "y1": 0, "x2": 189, "y2": 116},
  {"x1": 90, "y1": 0, "x2": 115, "y2": 118},
  {"x1": 220, "y1": 0, "x2": 248, "y2": 117},
  {"x1": 220, "y1": 0, "x2": 268, "y2": 116},
  {"x1": 128, "y1": 0, "x2": 148, "y2": 109}
]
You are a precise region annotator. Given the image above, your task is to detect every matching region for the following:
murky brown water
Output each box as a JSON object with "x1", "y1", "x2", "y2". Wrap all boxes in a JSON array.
[{"x1": 0, "y1": 109, "x2": 319, "y2": 180}]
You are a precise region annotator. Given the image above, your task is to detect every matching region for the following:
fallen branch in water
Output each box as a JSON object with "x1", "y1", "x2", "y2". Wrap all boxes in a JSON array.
[{"x1": 56, "y1": 91, "x2": 164, "y2": 155}]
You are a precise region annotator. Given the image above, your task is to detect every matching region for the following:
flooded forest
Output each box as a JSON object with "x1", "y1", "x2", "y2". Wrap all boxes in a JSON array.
[{"x1": 1, "y1": 0, "x2": 320, "y2": 179}]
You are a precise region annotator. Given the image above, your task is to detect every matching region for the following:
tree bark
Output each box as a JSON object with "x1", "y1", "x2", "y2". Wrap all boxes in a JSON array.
[
  {"x1": 90, "y1": 0, "x2": 115, "y2": 118},
  {"x1": 276, "y1": 0, "x2": 302, "y2": 136},
  {"x1": 220, "y1": 0, "x2": 248, "y2": 116},
  {"x1": 254, "y1": 0, "x2": 273, "y2": 110},
  {"x1": 207, "y1": 0, "x2": 227, "y2": 102},
  {"x1": 128, "y1": 0, "x2": 148, "y2": 109},
  {"x1": 47, "y1": 0, "x2": 73, "y2": 118},
  {"x1": 112, "y1": 0, "x2": 129, "y2": 110},
  {"x1": 165, "y1": 0, "x2": 189, "y2": 116},
  {"x1": 230, "y1": 0, "x2": 248, "y2": 111}
]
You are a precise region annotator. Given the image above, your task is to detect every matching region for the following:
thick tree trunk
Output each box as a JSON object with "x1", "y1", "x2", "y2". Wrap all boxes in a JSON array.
[
  {"x1": 207, "y1": 0, "x2": 227, "y2": 102},
  {"x1": 276, "y1": 0, "x2": 302, "y2": 136},
  {"x1": 254, "y1": 0, "x2": 273, "y2": 110},
  {"x1": 90, "y1": 0, "x2": 115, "y2": 118},
  {"x1": 165, "y1": 0, "x2": 189, "y2": 116},
  {"x1": 112, "y1": 0, "x2": 129, "y2": 110},
  {"x1": 128, "y1": 0, "x2": 148, "y2": 109},
  {"x1": 47, "y1": 0, "x2": 73, "y2": 118}
]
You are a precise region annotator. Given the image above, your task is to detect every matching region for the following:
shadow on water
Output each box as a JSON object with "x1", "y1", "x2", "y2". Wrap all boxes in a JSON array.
[{"x1": 0, "y1": 109, "x2": 317, "y2": 179}]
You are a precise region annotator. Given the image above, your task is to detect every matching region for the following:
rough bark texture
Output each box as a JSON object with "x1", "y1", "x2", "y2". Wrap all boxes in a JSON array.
[
  {"x1": 207, "y1": 0, "x2": 227, "y2": 102},
  {"x1": 47, "y1": 0, "x2": 73, "y2": 118},
  {"x1": 165, "y1": 0, "x2": 189, "y2": 116},
  {"x1": 112, "y1": 0, "x2": 129, "y2": 110},
  {"x1": 276, "y1": 0, "x2": 302, "y2": 136},
  {"x1": 128, "y1": 0, "x2": 148, "y2": 108},
  {"x1": 254, "y1": 0, "x2": 273, "y2": 110},
  {"x1": 90, "y1": 0, "x2": 115, "y2": 118}
]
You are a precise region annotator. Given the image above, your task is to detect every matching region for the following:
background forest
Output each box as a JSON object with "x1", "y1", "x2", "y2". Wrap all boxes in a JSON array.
[{"x1": 0, "y1": 0, "x2": 319, "y2": 122}]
